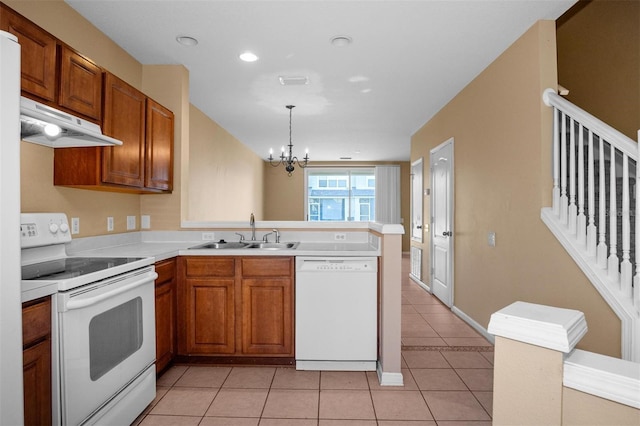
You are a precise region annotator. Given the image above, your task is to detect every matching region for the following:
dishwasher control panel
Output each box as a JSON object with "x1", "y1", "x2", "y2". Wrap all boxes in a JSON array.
[{"x1": 296, "y1": 257, "x2": 377, "y2": 273}]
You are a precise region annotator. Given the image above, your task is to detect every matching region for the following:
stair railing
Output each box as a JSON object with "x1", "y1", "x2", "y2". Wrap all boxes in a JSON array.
[{"x1": 542, "y1": 88, "x2": 640, "y2": 362}]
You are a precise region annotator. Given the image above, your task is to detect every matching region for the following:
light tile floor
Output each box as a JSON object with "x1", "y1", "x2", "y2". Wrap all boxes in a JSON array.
[{"x1": 134, "y1": 255, "x2": 494, "y2": 425}]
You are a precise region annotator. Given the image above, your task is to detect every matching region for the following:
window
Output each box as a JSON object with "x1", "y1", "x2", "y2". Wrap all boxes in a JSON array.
[{"x1": 305, "y1": 168, "x2": 375, "y2": 222}]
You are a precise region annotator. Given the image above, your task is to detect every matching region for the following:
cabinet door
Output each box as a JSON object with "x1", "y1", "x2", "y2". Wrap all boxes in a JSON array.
[
  {"x1": 22, "y1": 297, "x2": 52, "y2": 426},
  {"x1": 1, "y1": 5, "x2": 57, "y2": 102},
  {"x1": 102, "y1": 73, "x2": 146, "y2": 188},
  {"x1": 23, "y1": 339, "x2": 52, "y2": 426},
  {"x1": 241, "y1": 277, "x2": 293, "y2": 355},
  {"x1": 178, "y1": 257, "x2": 237, "y2": 355},
  {"x1": 184, "y1": 278, "x2": 236, "y2": 354},
  {"x1": 58, "y1": 45, "x2": 103, "y2": 121},
  {"x1": 145, "y1": 99, "x2": 174, "y2": 191},
  {"x1": 155, "y1": 259, "x2": 176, "y2": 374}
]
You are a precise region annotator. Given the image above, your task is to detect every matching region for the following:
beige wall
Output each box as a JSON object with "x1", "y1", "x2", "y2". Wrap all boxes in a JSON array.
[
  {"x1": 263, "y1": 161, "x2": 411, "y2": 251},
  {"x1": 557, "y1": 0, "x2": 640, "y2": 140},
  {"x1": 187, "y1": 105, "x2": 264, "y2": 221},
  {"x1": 263, "y1": 164, "x2": 306, "y2": 221},
  {"x1": 562, "y1": 387, "x2": 640, "y2": 425},
  {"x1": 410, "y1": 21, "x2": 621, "y2": 357}
]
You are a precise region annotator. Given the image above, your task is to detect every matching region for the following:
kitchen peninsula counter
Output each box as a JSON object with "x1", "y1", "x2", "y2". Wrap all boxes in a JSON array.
[{"x1": 67, "y1": 230, "x2": 380, "y2": 261}]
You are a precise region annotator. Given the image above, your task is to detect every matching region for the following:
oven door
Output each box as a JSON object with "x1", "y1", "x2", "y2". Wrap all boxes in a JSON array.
[{"x1": 57, "y1": 267, "x2": 157, "y2": 426}]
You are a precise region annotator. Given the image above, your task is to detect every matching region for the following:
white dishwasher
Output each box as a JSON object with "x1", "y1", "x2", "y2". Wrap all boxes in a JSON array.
[{"x1": 295, "y1": 256, "x2": 377, "y2": 371}]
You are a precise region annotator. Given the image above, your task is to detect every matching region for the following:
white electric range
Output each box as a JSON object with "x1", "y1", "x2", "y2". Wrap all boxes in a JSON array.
[{"x1": 20, "y1": 213, "x2": 157, "y2": 426}]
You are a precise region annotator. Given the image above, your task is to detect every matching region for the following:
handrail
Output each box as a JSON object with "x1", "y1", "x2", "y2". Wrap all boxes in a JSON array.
[
  {"x1": 543, "y1": 88, "x2": 637, "y2": 159},
  {"x1": 542, "y1": 88, "x2": 640, "y2": 362}
]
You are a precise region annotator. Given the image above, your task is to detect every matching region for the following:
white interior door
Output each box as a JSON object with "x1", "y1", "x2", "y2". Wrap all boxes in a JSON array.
[
  {"x1": 430, "y1": 139, "x2": 454, "y2": 307},
  {"x1": 411, "y1": 158, "x2": 424, "y2": 242}
]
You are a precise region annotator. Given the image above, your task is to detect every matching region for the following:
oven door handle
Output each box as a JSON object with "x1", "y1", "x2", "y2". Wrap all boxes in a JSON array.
[{"x1": 64, "y1": 272, "x2": 158, "y2": 311}]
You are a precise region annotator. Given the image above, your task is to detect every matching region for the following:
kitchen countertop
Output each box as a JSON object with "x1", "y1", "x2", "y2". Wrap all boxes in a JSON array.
[
  {"x1": 67, "y1": 229, "x2": 381, "y2": 263},
  {"x1": 75, "y1": 240, "x2": 379, "y2": 261}
]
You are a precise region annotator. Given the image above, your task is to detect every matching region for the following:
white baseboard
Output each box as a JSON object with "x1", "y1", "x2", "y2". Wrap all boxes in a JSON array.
[
  {"x1": 409, "y1": 274, "x2": 431, "y2": 292},
  {"x1": 452, "y1": 306, "x2": 496, "y2": 345},
  {"x1": 376, "y1": 362, "x2": 404, "y2": 386}
]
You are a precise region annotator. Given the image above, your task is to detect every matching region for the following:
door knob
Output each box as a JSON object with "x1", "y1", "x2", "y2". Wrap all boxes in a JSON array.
[{"x1": 442, "y1": 231, "x2": 452, "y2": 237}]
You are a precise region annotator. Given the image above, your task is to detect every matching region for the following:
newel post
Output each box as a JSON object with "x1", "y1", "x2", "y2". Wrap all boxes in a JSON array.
[{"x1": 488, "y1": 302, "x2": 588, "y2": 425}]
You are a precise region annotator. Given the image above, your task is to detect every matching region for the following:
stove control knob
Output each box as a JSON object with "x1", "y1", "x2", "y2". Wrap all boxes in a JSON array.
[
  {"x1": 59, "y1": 223, "x2": 69, "y2": 234},
  {"x1": 49, "y1": 223, "x2": 59, "y2": 234}
]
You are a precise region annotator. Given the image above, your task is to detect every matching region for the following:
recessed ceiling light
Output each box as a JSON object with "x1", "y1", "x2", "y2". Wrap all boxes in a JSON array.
[
  {"x1": 239, "y1": 51, "x2": 259, "y2": 62},
  {"x1": 176, "y1": 36, "x2": 198, "y2": 46},
  {"x1": 330, "y1": 35, "x2": 352, "y2": 47}
]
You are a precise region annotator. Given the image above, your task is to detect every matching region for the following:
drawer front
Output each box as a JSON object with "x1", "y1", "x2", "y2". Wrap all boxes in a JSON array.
[
  {"x1": 185, "y1": 257, "x2": 235, "y2": 277},
  {"x1": 155, "y1": 258, "x2": 176, "y2": 283},
  {"x1": 241, "y1": 257, "x2": 293, "y2": 277},
  {"x1": 22, "y1": 297, "x2": 51, "y2": 347}
]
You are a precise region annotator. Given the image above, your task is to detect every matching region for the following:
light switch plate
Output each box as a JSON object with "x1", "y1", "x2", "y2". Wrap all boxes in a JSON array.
[
  {"x1": 141, "y1": 215, "x2": 151, "y2": 229},
  {"x1": 488, "y1": 231, "x2": 496, "y2": 247},
  {"x1": 107, "y1": 217, "x2": 114, "y2": 232},
  {"x1": 127, "y1": 216, "x2": 136, "y2": 230}
]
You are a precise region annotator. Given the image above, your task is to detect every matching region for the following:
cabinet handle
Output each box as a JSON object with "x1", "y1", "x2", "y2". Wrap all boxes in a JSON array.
[{"x1": 442, "y1": 231, "x2": 452, "y2": 237}]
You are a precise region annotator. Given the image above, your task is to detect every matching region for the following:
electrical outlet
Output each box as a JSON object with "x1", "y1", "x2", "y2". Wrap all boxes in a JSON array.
[
  {"x1": 127, "y1": 216, "x2": 136, "y2": 230},
  {"x1": 107, "y1": 217, "x2": 114, "y2": 232},
  {"x1": 71, "y1": 217, "x2": 80, "y2": 235},
  {"x1": 334, "y1": 233, "x2": 347, "y2": 241},
  {"x1": 141, "y1": 215, "x2": 151, "y2": 229},
  {"x1": 202, "y1": 232, "x2": 216, "y2": 241}
]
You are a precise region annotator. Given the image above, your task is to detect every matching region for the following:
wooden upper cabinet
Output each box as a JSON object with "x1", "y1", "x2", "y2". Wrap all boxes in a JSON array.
[
  {"x1": 145, "y1": 99, "x2": 174, "y2": 191},
  {"x1": 1, "y1": 4, "x2": 57, "y2": 102},
  {"x1": 59, "y1": 45, "x2": 103, "y2": 121},
  {"x1": 102, "y1": 73, "x2": 146, "y2": 188},
  {"x1": 53, "y1": 74, "x2": 175, "y2": 194}
]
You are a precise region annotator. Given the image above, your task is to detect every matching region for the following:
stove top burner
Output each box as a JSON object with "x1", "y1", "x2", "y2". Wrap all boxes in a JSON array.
[{"x1": 22, "y1": 257, "x2": 145, "y2": 281}]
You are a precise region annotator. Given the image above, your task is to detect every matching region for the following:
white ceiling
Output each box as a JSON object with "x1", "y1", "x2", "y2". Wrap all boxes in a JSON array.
[{"x1": 65, "y1": 0, "x2": 575, "y2": 162}]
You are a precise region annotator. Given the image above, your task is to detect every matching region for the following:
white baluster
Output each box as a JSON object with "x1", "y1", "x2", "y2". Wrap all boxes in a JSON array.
[
  {"x1": 560, "y1": 112, "x2": 568, "y2": 225},
  {"x1": 569, "y1": 118, "x2": 577, "y2": 234},
  {"x1": 608, "y1": 144, "x2": 619, "y2": 281},
  {"x1": 621, "y1": 154, "x2": 632, "y2": 292},
  {"x1": 597, "y1": 136, "x2": 608, "y2": 267},
  {"x1": 587, "y1": 129, "x2": 597, "y2": 256},
  {"x1": 577, "y1": 123, "x2": 586, "y2": 245},
  {"x1": 552, "y1": 107, "x2": 560, "y2": 216}
]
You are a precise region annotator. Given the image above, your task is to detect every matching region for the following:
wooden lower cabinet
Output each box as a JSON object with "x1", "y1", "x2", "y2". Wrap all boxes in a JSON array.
[
  {"x1": 155, "y1": 258, "x2": 177, "y2": 374},
  {"x1": 240, "y1": 258, "x2": 293, "y2": 355},
  {"x1": 22, "y1": 297, "x2": 52, "y2": 426},
  {"x1": 178, "y1": 256, "x2": 294, "y2": 358}
]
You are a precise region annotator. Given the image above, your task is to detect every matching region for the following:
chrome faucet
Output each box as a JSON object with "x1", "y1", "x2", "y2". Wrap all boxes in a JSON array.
[
  {"x1": 250, "y1": 213, "x2": 256, "y2": 241},
  {"x1": 272, "y1": 228, "x2": 280, "y2": 243}
]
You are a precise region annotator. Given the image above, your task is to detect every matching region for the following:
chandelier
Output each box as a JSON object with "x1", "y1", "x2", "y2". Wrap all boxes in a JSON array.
[{"x1": 268, "y1": 105, "x2": 309, "y2": 176}]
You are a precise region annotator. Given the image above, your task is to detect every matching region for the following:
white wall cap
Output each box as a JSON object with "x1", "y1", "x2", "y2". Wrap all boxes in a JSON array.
[
  {"x1": 369, "y1": 223, "x2": 405, "y2": 235},
  {"x1": 564, "y1": 349, "x2": 640, "y2": 409},
  {"x1": 488, "y1": 301, "x2": 588, "y2": 353}
]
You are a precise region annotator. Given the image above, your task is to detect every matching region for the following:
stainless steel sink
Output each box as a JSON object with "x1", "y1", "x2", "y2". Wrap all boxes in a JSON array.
[
  {"x1": 247, "y1": 242, "x2": 299, "y2": 250},
  {"x1": 189, "y1": 241, "x2": 250, "y2": 249},
  {"x1": 189, "y1": 241, "x2": 298, "y2": 250}
]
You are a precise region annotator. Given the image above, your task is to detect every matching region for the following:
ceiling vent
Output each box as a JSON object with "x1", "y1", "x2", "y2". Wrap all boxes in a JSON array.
[{"x1": 279, "y1": 76, "x2": 309, "y2": 86}]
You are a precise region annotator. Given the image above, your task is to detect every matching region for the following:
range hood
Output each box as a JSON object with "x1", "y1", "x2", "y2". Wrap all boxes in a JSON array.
[{"x1": 19, "y1": 96, "x2": 123, "y2": 148}]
